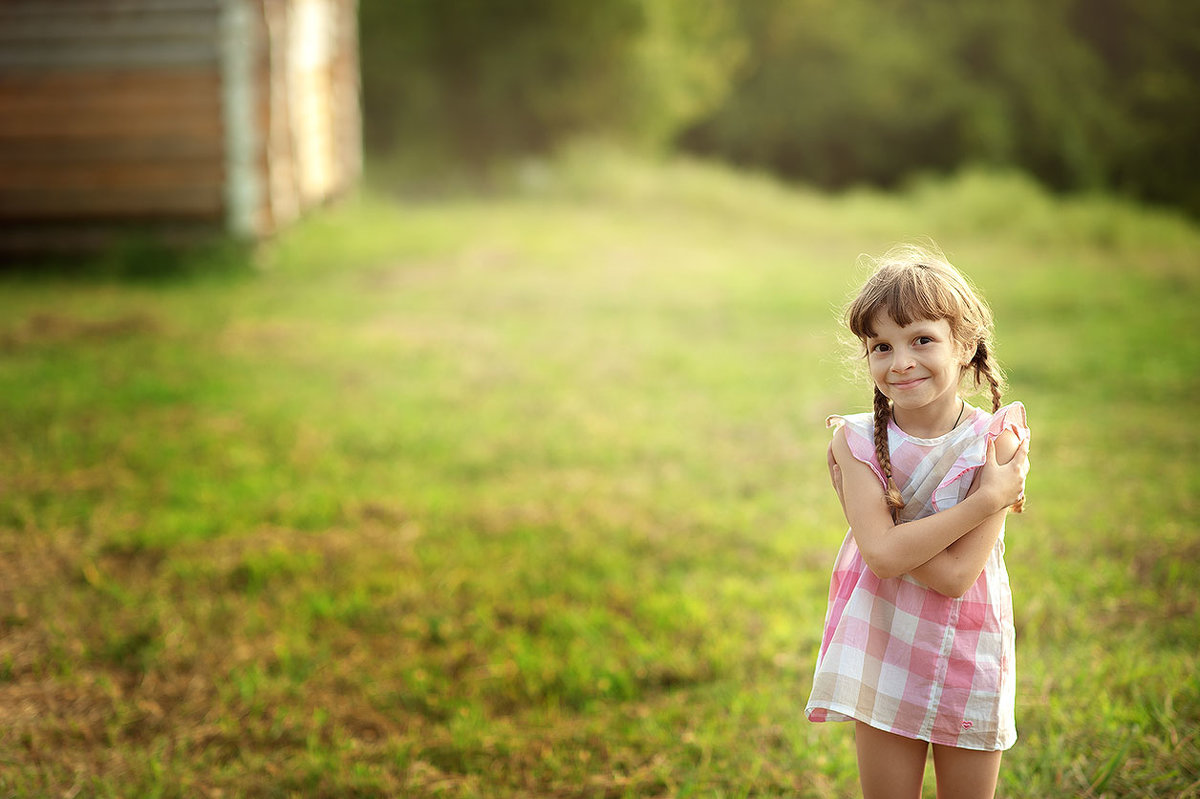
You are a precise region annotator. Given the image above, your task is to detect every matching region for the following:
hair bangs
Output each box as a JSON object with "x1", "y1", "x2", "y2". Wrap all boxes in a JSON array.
[{"x1": 846, "y1": 263, "x2": 966, "y2": 343}]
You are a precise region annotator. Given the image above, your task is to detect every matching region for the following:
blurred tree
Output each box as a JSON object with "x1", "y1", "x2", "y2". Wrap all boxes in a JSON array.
[
  {"x1": 356, "y1": 0, "x2": 1200, "y2": 215},
  {"x1": 680, "y1": 0, "x2": 1114, "y2": 189},
  {"x1": 359, "y1": 0, "x2": 743, "y2": 171},
  {"x1": 625, "y1": 0, "x2": 746, "y2": 147},
  {"x1": 678, "y1": 0, "x2": 1200, "y2": 215},
  {"x1": 1070, "y1": 0, "x2": 1200, "y2": 214},
  {"x1": 680, "y1": 0, "x2": 967, "y2": 188},
  {"x1": 941, "y1": 0, "x2": 1115, "y2": 190}
]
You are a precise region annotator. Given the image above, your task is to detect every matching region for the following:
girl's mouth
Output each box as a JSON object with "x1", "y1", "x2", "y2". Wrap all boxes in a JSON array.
[{"x1": 889, "y1": 377, "x2": 927, "y2": 390}]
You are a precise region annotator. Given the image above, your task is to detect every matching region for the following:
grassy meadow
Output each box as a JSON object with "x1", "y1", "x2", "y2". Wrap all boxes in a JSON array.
[{"x1": 1, "y1": 151, "x2": 1197, "y2": 797}]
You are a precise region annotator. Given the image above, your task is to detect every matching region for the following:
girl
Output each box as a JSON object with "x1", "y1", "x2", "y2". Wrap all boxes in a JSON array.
[{"x1": 805, "y1": 243, "x2": 1030, "y2": 799}]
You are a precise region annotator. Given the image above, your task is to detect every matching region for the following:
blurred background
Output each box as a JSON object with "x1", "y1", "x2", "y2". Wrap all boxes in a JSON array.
[{"x1": 360, "y1": 0, "x2": 1200, "y2": 216}]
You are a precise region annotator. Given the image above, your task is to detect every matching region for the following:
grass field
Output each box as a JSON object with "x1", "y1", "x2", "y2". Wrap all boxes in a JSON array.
[{"x1": 1, "y1": 150, "x2": 1197, "y2": 797}]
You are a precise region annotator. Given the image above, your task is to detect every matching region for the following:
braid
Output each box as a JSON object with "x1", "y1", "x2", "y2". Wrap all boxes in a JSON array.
[
  {"x1": 971, "y1": 340, "x2": 1004, "y2": 412},
  {"x1": 872, "y1": 387, "x2": 905, "y2": 516},
  {"x1": 971, "y1": 340, "x2": 1025, "y2": 513}
]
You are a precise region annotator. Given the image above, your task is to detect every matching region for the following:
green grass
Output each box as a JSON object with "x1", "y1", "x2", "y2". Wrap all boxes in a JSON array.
[{"x1": 1, "y1": 148, "x2": 1197, "y2": 797}]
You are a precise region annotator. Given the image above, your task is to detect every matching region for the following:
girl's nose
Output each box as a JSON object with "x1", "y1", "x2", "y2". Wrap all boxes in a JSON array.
[{"x1": 890, "y1": 349, "x2": 915, "y2": 371}]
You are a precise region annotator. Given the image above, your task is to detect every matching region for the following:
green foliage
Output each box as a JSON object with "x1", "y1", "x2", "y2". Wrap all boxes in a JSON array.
[
  {"x1": 680, "y1": 0, "x2": 1200, "y2": 214},
  {"x1": 1078, "y1": 0, "x2": 1200, "y2": 213},
  {"x1": 359, "y1": 0, "x2": 743, "y2": 170},
  {"x1": 1, "y1": 155, "x2": 1198, "y2": 796},
  {"x1": 355, "y1": 0, "x2": 1199, "y2": 215}
]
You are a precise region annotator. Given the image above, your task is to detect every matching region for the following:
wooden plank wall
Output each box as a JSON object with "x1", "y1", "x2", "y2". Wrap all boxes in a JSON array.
[
  {"x1": 328, "y1": 0, "x2": 362, "y2": 204},
  {"x1": 0, "y1": 1, "x2": 227, "y2": 231},
  {"x1": 0, "y1": 0, "x2": 361, "y2": 253},
  {"x1": 260, "y1": 0, "x2": 361, "y2": 234}
]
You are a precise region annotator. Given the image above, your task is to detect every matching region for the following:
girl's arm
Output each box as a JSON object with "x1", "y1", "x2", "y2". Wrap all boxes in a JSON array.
[
  {"x1": 907, "y1": 429, "x2": 1023, "y2": 597},
  {"x1": 830, "y1": 427, "x2": 1028, "y2": 581}
]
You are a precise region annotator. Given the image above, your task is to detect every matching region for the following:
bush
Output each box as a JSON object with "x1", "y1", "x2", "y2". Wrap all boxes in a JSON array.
[{"x1": 359, "y1": 0, "x2": 743, "y2": 170}]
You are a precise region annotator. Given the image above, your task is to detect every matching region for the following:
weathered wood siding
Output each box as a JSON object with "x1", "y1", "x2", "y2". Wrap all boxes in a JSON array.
[
  {"x1": 258, "y1": 0, "x2": 361, "y2": 233},
  {"x1": 0, "y1": 0, "x2": 360, "y2": 251}
]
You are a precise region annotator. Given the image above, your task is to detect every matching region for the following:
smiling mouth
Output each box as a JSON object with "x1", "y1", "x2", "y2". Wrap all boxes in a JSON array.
[{"x1": 889, "y1": 378, "x2": 927, "y2": 390}]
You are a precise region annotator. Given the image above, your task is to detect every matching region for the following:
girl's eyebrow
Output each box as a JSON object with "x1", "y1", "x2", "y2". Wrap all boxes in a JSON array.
[{"x1": 865, "y1": 324, "x2": 944, "y2": 344}]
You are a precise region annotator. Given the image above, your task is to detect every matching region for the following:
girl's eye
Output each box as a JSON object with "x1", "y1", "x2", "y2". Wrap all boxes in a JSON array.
[
  {"x1": 871, "y1": 342, "x2": 890, "y2": 353},
  {"x1": 916, "y1": 336, "x2": 933, "y2": 345}
]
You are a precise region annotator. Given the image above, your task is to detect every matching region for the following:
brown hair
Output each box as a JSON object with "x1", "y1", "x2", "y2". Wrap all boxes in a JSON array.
[{"x1": 844, "y1": 242, "x2": 1019, "y2": 515}]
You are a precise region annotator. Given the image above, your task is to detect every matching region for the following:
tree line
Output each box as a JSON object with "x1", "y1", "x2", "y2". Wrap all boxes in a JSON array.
[{"x1": 359, "y1": 0, "x2": 1200, "y2": 216}]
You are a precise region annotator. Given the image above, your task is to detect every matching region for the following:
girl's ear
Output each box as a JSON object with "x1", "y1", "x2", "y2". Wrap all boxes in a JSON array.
[{"x1": 958, "y1": 338, "x2": 977, "y2": 368}]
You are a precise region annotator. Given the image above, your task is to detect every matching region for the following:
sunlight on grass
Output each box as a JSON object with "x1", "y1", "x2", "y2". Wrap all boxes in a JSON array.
[{"x1": 0, "y1": 152, "x2": 1197, "y2": 797}]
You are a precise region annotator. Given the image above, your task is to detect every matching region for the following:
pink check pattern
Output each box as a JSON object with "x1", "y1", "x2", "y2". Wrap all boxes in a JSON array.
[{"x1": 805, "y1": 402, "x2": 1028, "y2": 751}]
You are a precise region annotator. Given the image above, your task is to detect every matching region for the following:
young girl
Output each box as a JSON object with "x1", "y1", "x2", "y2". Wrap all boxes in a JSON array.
[{"x1": 805, "y1": 243, "x2": 1030, "y2": 799}]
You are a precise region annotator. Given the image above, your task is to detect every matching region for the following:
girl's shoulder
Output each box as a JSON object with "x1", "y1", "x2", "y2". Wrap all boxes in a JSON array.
[
  {"x1": 825, "y1": 411, "x2": 874, "y2": 434},
  {"x1": 825, "y1": 411, "x2": 878, "y2": 454},
  {"x1": 826, "y1": 412, "x2": 886, "y2": 485}
]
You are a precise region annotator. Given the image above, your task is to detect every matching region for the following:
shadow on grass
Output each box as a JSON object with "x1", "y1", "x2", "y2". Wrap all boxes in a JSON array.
[{"x1": 0, "y1": 233, "x2": 260, "y2": 286}]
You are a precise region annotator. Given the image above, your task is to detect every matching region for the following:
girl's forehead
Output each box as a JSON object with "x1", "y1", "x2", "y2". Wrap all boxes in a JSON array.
[{"x1": 867, "y1": 311, "x2": 953, "y2": 336}]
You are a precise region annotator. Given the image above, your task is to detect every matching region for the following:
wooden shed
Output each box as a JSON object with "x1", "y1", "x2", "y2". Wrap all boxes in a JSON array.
[{"x1": 0, "y1": 0, "x2": 362, "y2": 253}]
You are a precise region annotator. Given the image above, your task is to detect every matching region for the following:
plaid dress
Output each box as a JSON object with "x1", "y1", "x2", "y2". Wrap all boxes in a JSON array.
[{"x1": 805, "y1": 402, "x2": 1028, "y2": 751}]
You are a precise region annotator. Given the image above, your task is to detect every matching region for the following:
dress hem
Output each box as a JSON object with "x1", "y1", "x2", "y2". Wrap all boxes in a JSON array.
[{"x1": 806, "y1": 702, "x2": 1016, "y2": 752}]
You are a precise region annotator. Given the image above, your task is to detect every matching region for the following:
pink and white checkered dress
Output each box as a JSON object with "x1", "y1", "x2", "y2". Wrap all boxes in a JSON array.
[{"x1": 805, "y1": 402, "x2": 1028, "y2": 751}]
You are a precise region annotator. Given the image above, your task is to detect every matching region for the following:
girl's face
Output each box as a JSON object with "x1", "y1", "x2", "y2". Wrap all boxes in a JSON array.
[{"x1": 865, "y1": 313, "x2": 970, "y2": 421}]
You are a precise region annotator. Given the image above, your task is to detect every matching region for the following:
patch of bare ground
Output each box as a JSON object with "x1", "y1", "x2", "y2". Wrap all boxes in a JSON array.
[{"x1": 0, "y1": 311, "x2": 161, "y2": 351}]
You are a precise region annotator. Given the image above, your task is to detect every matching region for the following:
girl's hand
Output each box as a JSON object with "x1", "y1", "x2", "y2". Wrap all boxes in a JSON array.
[{"x1": 978, "y1": 435, "x2": 1030, "y2": 513}]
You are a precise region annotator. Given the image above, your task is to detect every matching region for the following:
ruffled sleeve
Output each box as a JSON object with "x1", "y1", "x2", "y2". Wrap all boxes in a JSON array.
[
  {"x1": 827, "y1": 412, "x2": 887, "y2": 488},
  {"x1": 931, "y1": 402, "x2": 1029, "y2": 512}
]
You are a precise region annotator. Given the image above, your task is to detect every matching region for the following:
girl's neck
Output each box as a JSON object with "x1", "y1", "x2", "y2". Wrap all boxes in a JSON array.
[{"x1": 891, "y1": 396, "x2": 966, "y2": 439}]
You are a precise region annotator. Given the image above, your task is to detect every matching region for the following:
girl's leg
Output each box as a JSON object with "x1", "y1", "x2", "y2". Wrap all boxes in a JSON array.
[
  {"x1": 930, "y1": 743, "x2": 1002, "y2": 799},
  {"x1": 855, "y1": 722, "x2": 928, "y2": 799}
]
